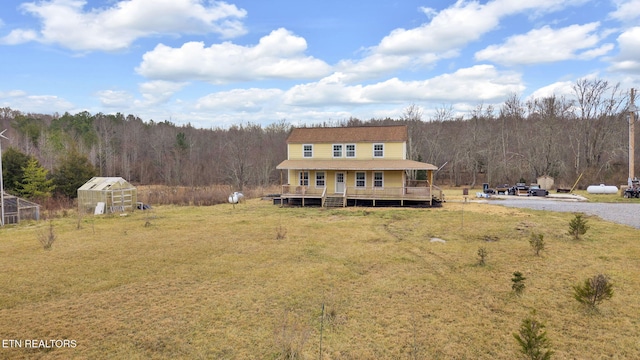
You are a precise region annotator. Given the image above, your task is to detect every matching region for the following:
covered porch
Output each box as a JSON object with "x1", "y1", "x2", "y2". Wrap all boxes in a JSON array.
[{"x1": 276, "y1": 159, "x2": 443, "y2": 207}]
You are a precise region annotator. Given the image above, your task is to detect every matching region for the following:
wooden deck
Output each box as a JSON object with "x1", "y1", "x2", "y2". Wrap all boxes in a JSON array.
[{"x1": 278, "y1": 184, "x2": 443, "y2": 207}]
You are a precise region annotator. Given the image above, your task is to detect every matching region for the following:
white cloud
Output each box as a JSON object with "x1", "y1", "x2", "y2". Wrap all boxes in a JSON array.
[
  {"x1": 136, "y1": 28, "x2": 332, "y2": 83},
  {"x1": 528, "y1": 81, "x2": 576, "y2": 100},
  {"x1": 0, "y1": 29, "x2": 39, "y2": 45},
  {"x1": 335, "y1": 0, "x2": 590, "y2": 81},
  {"x1": 0, "y1": 90, "x2": 74, "y2": 113},
  {"x1": 284, "y1": 65, "x2": 524, "y2": 107},
  {"x1": 366, "y1": 65, "x2": 524, "y2": 103},
  {"x1": 138, "y1": 81, "x2": 188, "y2": 105},
  {"x1": 375, "y1": 0, "x2": 589, "y2": 56},
  {"x1": 196, "y1": 88, "x2": 283, "y2": 112},
  {"x1": 283, "y1": 73, "x2": 367, "y2": 106},
  {"x1": 1, "y1": 0, "x2": 247, "y2": 51},
  {"x1": 608, "y1": 27, "x2": 640, "y2": 73},
  {"x1": 335, "y1": 54, "x2": 414, "y2": 82},
  {"x1": 609, "y1": 0, "x2": 640, "y2": 22},
  {"x1": 377, "y1": 1, "x2": 498, "y2": 55},
  {"x1": 96, "y1": 90, "x2": 134, "y2": 108},
  {"x1": 0, "y1": 90, "x2": 28, "y2": 98},
  {"x1": 475, "y1": 23, "x2": 612, "y2": 65}
]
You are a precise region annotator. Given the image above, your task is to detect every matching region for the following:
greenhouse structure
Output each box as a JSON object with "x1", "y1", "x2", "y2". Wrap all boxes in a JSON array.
[
  {"x1": 78, "y1": 177, "x2": 137, "y2": 215},
  {"x1": 1, "y1": 193, "x2": 40, "y2": 225}
]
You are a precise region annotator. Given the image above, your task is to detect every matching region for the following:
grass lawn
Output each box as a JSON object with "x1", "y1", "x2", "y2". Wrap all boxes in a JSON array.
[{"x1": 0, "y1": 198, "x2": 639, "y2": 359}]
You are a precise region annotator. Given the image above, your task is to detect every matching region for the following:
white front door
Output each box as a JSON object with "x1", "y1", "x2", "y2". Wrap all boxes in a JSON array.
[{"x1": 335, "y1": 172, "x2": 345, "y2": 194}]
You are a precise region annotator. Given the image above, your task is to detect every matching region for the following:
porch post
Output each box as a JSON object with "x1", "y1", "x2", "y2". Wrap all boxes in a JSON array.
[{"x1": 429, "y1": 169, "x2": 434, "y2": 206}]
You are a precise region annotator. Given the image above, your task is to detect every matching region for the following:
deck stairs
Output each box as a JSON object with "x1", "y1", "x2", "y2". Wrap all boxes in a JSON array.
[{"x1": 323, "y1": 196, "x2": 345, "y2": 208}]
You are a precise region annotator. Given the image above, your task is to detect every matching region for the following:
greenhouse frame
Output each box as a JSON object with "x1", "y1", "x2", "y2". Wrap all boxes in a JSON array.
[
  {"x1": 78, "y1": 177, "x2": 137, "y2": 215},
  {"x1": 1, "y1": 193, "x2": 40, "y2": 225}
]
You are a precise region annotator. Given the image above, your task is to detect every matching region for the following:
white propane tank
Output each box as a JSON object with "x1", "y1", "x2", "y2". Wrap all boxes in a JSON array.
[
  {"x1": 228, "y1": 192, "x2": 244, "y2": 204},
  {"x1": 586, "y1": 184, "x2": 618, "y2": 194}
]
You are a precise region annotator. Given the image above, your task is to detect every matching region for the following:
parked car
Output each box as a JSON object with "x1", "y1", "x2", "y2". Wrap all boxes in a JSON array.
[
  {"x1": 623, "y1": 187, "x2": 640, "y2": 198},
  {"x1": 495, "y1": 184, "x2": 510, "y2": 195},
  {"x1": 508, "y1": 183, "x2": 529, "y2": 196},
  {"x1": 528, "y1": 184, "x2": 548, "y2": 197}
]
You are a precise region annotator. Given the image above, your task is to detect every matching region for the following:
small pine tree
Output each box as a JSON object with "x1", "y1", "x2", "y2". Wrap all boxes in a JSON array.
[
  {"x1": 513, "y1": 316, "x2": 553, "y2": 360},
  {"x1": 573, "y1": 274, "x2": 613, "y2": 308},
  {"x1": 529, "y1": 233, "x2": 545, "y2": 256},
  {"x1": 512, "y1": 271, "x2": 526, "y2": 295},
  {"x1": 15, "y1": 158, "x2": 55, "y2": 200},
  {"x1": 568, "y1": 213, "x2": 589, "y2": 240}
]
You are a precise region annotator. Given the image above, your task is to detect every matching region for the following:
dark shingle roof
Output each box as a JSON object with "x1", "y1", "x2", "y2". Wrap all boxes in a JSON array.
[{"x1": 287, "y1": 125, "x2": 408, "y2": 143}]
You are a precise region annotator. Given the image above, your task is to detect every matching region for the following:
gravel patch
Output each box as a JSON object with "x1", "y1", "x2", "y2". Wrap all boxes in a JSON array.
[{"x1": 493, "y1": 199, "x2": 640, "y2": 229}]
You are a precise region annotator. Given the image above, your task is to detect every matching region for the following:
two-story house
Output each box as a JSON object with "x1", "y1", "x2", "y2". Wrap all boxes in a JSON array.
[{"x1": 275, "y1": 125, "x2": 442, "y2": 207}]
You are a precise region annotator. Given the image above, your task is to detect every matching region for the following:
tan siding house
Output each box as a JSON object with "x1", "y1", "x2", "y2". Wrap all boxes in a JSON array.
[{"x1": 276, "y1": 125, "x2": 442, "y2": 207}]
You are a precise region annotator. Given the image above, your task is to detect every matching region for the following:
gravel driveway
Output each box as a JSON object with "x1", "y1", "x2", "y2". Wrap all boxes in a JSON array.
[{"x1": 492, "y1": 199, "x2": 640, "y2": 229}]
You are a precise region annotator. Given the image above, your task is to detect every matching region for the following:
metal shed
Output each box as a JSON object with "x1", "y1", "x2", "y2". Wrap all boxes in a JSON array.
[
  {"x1": 1, "y1": 193, "x2": 40, "y2": 225},
  {"x1": 537, "y1": 175, "x2": 554, "y2": 190},
  {"x1": 77, "y1": 177, "x2": 137, "y2": 214}
]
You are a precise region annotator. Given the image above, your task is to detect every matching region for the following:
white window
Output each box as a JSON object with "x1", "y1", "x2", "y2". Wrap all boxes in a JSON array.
[
  {"x1": 303, "y1": 144, "x2": 313, "y2": 158},
  {"x1": 373, "y1": 143, "x2": 384, "y2": 157},
  {"x1": 315, "y1": 172, "x2": 325, "y2": 187},
  {"x1": 346, "y1": 144, "x2": 356, "y2": 158},
  {"x1": 355, "y1": 172, "x2": 366, "y2": 188},
  {"x1": 299, "y1": 171, "x2": 309, "y2": 186},
  {"x1": 333, "y1": 144, "x2": 343, "y2": 158},
  {"x1": 374, "y1": 172, "x2": 384, "y2": 188}
]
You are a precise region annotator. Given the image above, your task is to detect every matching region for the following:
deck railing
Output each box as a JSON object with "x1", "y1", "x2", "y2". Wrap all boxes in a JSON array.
[
  {"x1": 346, "y1": 186, "x2": 436, "y2": 200},
  {"x1": 281, "y1": 185, "x2": 325, "y2": 196},
  {"x1": 281, "y1": 184, "x2": 442, "y2": 201}
]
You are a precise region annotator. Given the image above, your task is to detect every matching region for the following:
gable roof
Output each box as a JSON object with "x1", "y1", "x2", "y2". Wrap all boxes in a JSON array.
[
  {"x1": 287, "y1": 125, "x2": 408, "y2": 143},
  {"x1": 78, "y1": 177, "x2": 135, "y2": 191}
]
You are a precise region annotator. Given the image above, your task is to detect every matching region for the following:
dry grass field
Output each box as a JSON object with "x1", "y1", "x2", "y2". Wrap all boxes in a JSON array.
[{"x1": 1, "y1": 196, "x2": 639, "y2": 359}]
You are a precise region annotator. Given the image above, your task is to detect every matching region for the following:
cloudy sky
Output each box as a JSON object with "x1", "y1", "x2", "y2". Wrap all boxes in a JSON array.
[{"x1": 1, "y1": 0, "x2": 639, "y2": 128}]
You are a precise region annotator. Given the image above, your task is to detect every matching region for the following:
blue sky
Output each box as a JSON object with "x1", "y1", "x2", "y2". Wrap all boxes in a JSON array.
[{"x1": 1, "y1": 0, "x2": 639, "y2": 128}]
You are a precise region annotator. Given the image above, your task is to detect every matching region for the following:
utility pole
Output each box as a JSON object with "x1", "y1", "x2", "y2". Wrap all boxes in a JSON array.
[
  {"x1": 0, "y1": 129, "x2": 7, "y2": 226},
  {"x1": 629, "y1": 89, "x2": 637, "y2": 187}
]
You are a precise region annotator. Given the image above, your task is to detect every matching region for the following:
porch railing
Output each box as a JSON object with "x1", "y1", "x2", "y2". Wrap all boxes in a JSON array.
[
  {"x1": 281, "y1": 185, "x2": 325, "y2": 196},
  {"x1": 281, "y1": 184, "x2": 442, "y2": 202},
  {"x1": 346, "y1": 186, "x2": 435, "y2": 199}
]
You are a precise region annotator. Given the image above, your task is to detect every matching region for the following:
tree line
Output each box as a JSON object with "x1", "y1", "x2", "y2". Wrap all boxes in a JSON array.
[{"x1": 1, "y1": 78, "x2": 636, "y2": 202}]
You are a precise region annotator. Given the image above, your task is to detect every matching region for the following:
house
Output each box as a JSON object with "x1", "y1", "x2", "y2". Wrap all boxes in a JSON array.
[
  {"x1": 275, "y1": 125, "x2": 442, "y2": 207},
  {"x1": 77, "y1": 177, "x2": 137, "y2": 214}
]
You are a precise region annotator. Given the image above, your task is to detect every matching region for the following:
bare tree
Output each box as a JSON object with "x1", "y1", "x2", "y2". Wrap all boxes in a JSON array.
[
  {"x1": 571, "y1": 79, "x2": 626, "y2": 181},
  {"x1": 523, "y1": 95, "x2": 572, "y2": 179}
]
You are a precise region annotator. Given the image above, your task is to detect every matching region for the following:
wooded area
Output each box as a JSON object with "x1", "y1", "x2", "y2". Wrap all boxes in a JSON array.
[{"x1": 1, "y1": 78, "x2": 637, "y2": 196}]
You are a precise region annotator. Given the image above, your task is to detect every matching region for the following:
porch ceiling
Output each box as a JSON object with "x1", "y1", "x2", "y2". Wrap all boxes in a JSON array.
[{"x1": 276, "y1": 159, "x2": 438, "y2": 171}]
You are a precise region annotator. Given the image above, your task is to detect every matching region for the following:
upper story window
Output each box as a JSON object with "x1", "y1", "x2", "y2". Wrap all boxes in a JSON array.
[
  {"x1": 303, "y1": 144, "x2": 313, "y2": 158},
  {"x1": 373, "y1": 143, "x2": 384, "y2": 158},
  {"x1": 346, "y1": 144, "x2": 356, "y2": 158},
  {"x1": 333, "y1": 144, "x2": 343, "y2": 158}
]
